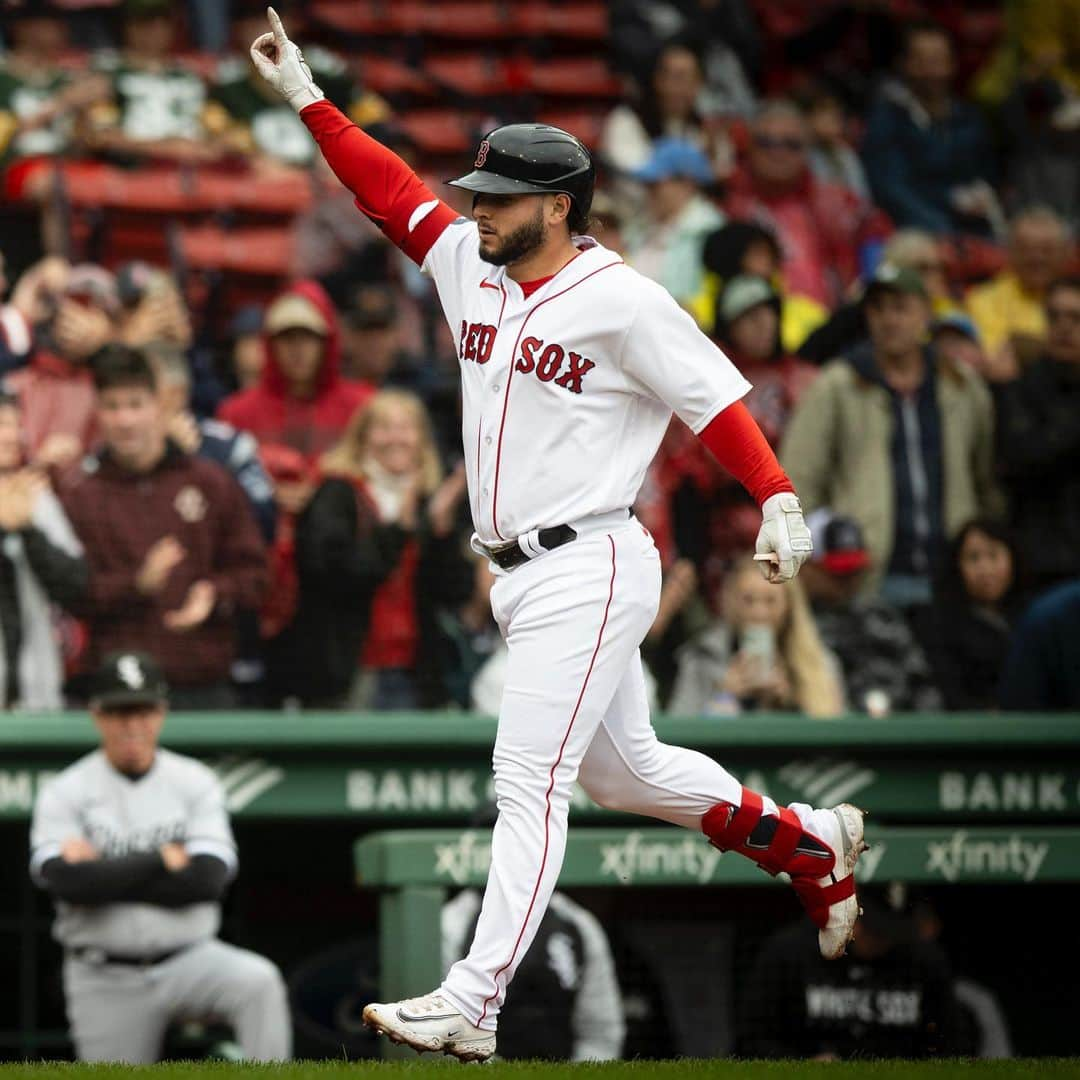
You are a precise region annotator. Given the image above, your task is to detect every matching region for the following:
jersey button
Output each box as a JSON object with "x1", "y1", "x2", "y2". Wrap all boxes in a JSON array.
[
  {"x1": 485, "y1": 436, "x2": 492, "y2": 446},
  {"x1": 482, "y1": 487, "x2": 490, "y2": 497},
  {"x1": 492, "y1": 383, "x2": 501, "y2": 393}
]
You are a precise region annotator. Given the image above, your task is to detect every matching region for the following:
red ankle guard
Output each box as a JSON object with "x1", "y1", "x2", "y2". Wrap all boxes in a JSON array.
[
  {"x1": 791, "y1": 874, "x2": 857, "y2": 929},
  {"x1": 701, "y1": 788, "x2": 837, "y2": 881}
]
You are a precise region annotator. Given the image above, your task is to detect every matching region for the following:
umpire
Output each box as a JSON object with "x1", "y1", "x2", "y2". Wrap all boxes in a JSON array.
[{"x1": 29, "y1": 651, "x2": 291, "y2": 1062}]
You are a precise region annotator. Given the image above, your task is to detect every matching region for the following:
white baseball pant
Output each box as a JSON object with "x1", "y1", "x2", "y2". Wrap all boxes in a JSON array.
[{"x1": 440, "y1": 519, "x2": 832, "y2": 1029}]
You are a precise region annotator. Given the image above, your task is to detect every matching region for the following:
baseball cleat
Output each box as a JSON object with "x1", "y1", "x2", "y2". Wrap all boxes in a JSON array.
[
  {"x1": 362, "y1": 991, "x2": 496, "y2": 1062},
  {"x1": 814, "y1": 803, "x2": 868, "y2": 960}
]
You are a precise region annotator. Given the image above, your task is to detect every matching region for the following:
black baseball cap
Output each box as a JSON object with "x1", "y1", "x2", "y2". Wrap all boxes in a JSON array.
[
  {"x1": 91, "y1": 652, "x2": 169, "y2": 709},
  {"x1": 807, "y1": 509, "x2": 871, "y2": 576},
  {"x1": 348, "y1": 284, "x2": 399, "y2": 330}
]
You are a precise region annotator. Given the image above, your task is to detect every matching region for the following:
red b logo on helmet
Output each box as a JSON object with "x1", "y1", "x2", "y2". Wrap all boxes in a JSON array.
[{"x1": 475, "y1": 140, "x2": 491, "y2": 168}]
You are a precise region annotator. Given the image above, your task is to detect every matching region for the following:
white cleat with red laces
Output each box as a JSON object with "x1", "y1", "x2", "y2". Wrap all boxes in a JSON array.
[{"x1": 362, "y1": 991, "x2": 496, "y2": 1062}]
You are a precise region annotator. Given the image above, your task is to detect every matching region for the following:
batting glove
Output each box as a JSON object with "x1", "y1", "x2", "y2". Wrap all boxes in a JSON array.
[
  {"x1": 755, "y1": 492, "x2": 813, "y2": 583},
  {"x1": 250, "y1": 7, "x2": 324, "y2": 113}
]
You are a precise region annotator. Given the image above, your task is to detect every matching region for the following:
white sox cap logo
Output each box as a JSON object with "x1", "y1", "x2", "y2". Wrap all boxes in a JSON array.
[{"x1": 117, "y1": 655, "x2": 146, "y2": 690}]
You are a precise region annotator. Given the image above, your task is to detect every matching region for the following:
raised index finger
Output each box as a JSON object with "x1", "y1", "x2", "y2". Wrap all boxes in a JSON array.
[{"x1": 267, "y1": 6, "x2": 287, "y2": 45}]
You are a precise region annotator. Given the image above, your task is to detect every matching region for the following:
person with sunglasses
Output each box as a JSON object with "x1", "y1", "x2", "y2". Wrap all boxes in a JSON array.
[{"x1": 725, "y1": 100, "x2": 890, "y2": 312}]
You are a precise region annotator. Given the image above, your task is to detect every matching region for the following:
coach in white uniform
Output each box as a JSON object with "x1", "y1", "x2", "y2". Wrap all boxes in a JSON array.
[{"x1": 29, "y1": 651, "x2": 291, "y2": 1063}]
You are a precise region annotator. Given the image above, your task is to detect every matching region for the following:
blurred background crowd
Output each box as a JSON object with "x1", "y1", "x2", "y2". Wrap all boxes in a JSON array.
[{"x1": 0, "y1": 0, "x2": 1079, "y2": 720}]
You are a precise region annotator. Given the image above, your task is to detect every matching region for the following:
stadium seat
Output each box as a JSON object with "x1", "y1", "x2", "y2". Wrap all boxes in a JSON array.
[
  {"x1": 360, "y1": 55, "x2": 435, "y2": 97},
  {"x1": 522, "y1": 57, "x2": 621, "y2": 99},
  {"x1": 397, "y1": 110, "x2": 479, "y2": 154},
  {"x1": 60, "y1": 165, "x2": 194, "y2": 212},
  {"x1": 195, "y1": 171, "x2": 314, "y2": 217},
  {"x1": 309, "y1": 1, "x2": 385, "y2": 36},
  {"x1": 174, "y1": 225, "x2": 296, "y2": 277},
  {"x1": 403, "y1": 2, "x2": 511, "y2": 39},
  {"x1": 513, "y1": 3, "x2": 609, "y2": 41},
  {"x1": 426, "y1": 54, "x2": 510, "y2": 97},
  {"x1": 537, "y1": 109, "x2": 605, "y2": 149}
]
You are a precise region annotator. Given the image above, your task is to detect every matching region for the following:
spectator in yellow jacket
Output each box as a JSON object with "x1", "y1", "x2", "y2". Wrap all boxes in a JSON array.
[{"x1": 966, "y1": 207, "x2": 1072, "y2": 354}]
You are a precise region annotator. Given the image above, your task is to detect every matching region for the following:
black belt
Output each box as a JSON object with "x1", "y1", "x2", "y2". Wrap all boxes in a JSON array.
[
  {"x1": 69, "y1": 944, "x2": 190, "y2": 967},
  {"x1": 480, "y1": 524, "x2": 578, "y2": 571}
]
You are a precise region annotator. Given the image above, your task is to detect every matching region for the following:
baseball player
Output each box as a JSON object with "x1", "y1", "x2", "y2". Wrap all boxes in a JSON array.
[
  {"x1": 29, "y1": 651, "x2": 291, "y2": 1063},
  {"x1": 251, "y1": 9, "x2": 867, "y2": 1062}
]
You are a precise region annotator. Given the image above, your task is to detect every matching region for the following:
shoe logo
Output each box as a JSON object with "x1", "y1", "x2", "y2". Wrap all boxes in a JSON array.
[
  {"x1": 446, "y1": 1029, "x2": 461, "y2": 1039},
  {"x1": 777, "y1": 757, "x2": 877, "y2": 807}
]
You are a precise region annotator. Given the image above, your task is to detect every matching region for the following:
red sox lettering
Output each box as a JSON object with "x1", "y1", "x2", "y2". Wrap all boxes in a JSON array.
[
  {"x1": 460, "y1": 321, "x2": 497, "y2": 364},
  {"x1": 515, "y1": 336, "x2": 596, "y2": 394}
]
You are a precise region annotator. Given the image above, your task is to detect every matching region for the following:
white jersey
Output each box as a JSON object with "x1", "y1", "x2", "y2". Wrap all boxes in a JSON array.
[
  {"x1": 421, "y1": 222, "x2": 750, "y2": 544},
  {"x1": 29, "y1": 748, "x2": 237, "y2": 953}
]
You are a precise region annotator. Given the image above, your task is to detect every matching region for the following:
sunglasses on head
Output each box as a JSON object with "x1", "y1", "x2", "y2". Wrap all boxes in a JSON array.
[{"x1": 753, "y1": 135, "x2": 805, "y2": 152}]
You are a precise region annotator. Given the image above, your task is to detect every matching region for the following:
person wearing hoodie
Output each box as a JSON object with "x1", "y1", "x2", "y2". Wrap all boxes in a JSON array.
[
  {"x1": 62, "y1": 346, "x2": 267, "y2": 709},
  {"x1": 781, "y1": 264, "x2": 1000, "y2": 608},
  {"x1": 0, "y1": 391, "x2": 87, "y2": 710},
  {"x1": 216, "y1": 280, "x2": 374, "y2": 465}
]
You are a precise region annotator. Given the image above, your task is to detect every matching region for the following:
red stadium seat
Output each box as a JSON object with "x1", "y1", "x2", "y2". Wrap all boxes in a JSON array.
[
  {"x1": 426, "y1": 54, "x2": 510, "y2": 97},
  {"x1": 196, "y1": 171, "x2": 314, "y2": 217},
  {"x1": 408, "y1": 2, "x2": 512, "y2": 39},
  {"x1": 397, "y1": 110, "x2": 479, "y2": 154},
  {"x1": 522, "y1": 57, "x2": 620, "y2": 99},
  {"x1": 61, "y1": 166, "x2": 193, "y2": 212},
  {"x1": 175, "y1": 225, "x2": 296, "y2": 277},
  {"x1": 360, "y1": 55, "x2": 434, "y2": 97},
  {"x1": 309, "y1": 1, "x2": 386, "y2": 36},
  {"x1": 537, "y1": 109, "x2": 605, "y2": 150},
  {"x1": 513, "y1": 3, "x2": 609, "y2": 40}
]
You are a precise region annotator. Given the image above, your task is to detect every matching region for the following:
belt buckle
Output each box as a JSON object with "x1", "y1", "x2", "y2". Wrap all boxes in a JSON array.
[
  {"x1": 79, "y1": 946, "x2": 107, "y2": 966},
  {"x1": 484, "y1": 539, "x2": 519, "y2": 561}
]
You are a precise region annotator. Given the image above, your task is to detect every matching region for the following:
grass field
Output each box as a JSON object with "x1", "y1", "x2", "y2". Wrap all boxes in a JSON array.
[{"x1": 1, "y1": 1062, "x2": 1077, "y2": 1080}]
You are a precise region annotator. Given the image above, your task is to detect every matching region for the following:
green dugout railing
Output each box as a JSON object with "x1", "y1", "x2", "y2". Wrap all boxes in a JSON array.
[
  {"x1": 354, "y1": 823, "x2": 1080, "y2": 1056},
  {"x1": 1, "y1": 711, "x2": 1079, "y2": 821}
]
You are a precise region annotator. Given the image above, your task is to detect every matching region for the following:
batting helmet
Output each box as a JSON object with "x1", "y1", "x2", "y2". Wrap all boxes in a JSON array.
[{"x1": 448, "y1": 124, "x2": 595, "y2": 223}]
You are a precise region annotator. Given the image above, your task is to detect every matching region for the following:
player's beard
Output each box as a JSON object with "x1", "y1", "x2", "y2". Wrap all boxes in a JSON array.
[{"x1": 478, "y1": 203, "x2": 546, "y2": 267}]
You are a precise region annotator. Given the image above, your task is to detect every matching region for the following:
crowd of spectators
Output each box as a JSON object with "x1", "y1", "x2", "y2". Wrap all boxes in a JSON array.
[{"x1": 1, "y1": 0, "x2": 1078, "y2": 717}]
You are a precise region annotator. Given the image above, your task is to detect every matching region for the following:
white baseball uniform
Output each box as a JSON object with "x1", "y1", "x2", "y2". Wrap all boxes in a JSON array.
[
  {"x1": 296, "y1": 98, "x2": 840, "y2": 1033},
  {"x1": 30, "y1": 749, "x2": 291, "y2": 1062}
]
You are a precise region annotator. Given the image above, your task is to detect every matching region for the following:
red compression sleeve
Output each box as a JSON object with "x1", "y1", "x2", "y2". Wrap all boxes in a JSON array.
[
  {"x1": 299, "y1": 99, "x2": 459, "y2": 264},
  {"x1": 698, "y1": 401, "x2": 794, "y2": 507}
]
